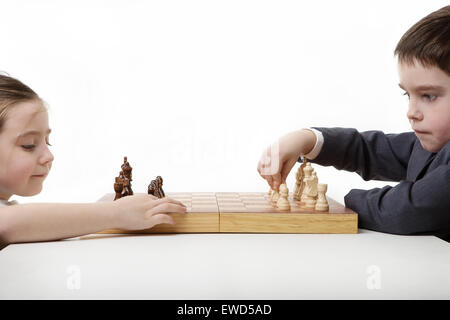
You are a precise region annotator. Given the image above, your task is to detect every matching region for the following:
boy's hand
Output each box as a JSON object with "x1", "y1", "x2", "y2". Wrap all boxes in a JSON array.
[
  {"x1": 111, "y1": 194, "x2": 187, "y2": 230},
  {"x1": 257, "y1": 129, "x2": 316, "y2": 191}
]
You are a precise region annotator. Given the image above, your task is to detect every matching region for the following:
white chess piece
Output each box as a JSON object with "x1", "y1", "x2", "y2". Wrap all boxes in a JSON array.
[
  {"x1": 304, "y1": 171, "x2": 318, "y2": 208},
  {"x1": 277, "y1": 184, "x2": 290, "y2": 210},
  {"x1": 293, "y1": 161, "x2": 306, "y2": 200},
  {"x1": 300, "y1": 163, "x2": 314, "y2": 204},
  {"x1": 271, "y1": 189, "x2": 280, "y2": 203},
  {"x1": 315, "y1": 183, "x2": 329, "y2": 211}
]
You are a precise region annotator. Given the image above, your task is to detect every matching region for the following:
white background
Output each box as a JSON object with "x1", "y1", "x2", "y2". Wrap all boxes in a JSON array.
[{"x1": 1, "y1": 0, "x2": 447, "y2": 204}]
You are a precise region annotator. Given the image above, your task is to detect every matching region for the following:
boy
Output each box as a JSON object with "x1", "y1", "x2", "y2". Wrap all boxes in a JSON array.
[{"x1": 257, "y1": 5, "x2": 450, "y2": 241}]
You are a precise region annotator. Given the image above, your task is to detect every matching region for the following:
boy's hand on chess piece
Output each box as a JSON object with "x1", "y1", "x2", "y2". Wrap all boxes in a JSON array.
[
  {"x1": 112, "y1": 194, "x2": 187, "y2": 230},
  {"x1": 257, "y1": 129, "x2": 316, "y2": 191}
]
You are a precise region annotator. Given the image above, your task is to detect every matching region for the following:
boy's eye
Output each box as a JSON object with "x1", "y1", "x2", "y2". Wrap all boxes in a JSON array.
[
  {"x1": 423, "y1": 94, "x2": 436, "y2": 101},
  {"x1": 402, "y1": 92, "x2": 410, "y2": 99}
]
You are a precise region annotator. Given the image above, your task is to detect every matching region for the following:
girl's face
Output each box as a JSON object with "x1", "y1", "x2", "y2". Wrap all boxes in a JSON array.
[{"x1": 0, "y1": 100, "x2": 54, "y2": 200}]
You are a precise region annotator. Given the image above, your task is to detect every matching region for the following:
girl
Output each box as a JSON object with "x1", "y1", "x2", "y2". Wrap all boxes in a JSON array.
[{"x1": 0, "y1": 74, "x2": 186, "y2": 246}]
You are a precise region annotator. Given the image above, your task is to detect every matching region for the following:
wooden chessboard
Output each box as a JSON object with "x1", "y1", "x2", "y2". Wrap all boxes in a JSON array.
[{"x1": 98, "y1": 192, "x2": 358, "y2": 234}]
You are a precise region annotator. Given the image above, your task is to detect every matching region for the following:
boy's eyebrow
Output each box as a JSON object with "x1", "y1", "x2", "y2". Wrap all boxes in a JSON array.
[
  {"x1": 17, "y1": 129, "x2": 52, "y2": 137},
  {"x1": 398, "y1": 83, "x2": 445, "y2": 91}
]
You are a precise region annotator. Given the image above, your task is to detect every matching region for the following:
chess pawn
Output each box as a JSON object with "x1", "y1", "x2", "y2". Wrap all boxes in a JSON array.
[
  {"x1": 114, "y1": 177, "x2": 124, "y2": 200},
  {"x1": 277, "y1": 183, "x2": 290, "y2": 210},
  {"x1": 315, "y1": 183, "x2": 329, "y2": 211}
]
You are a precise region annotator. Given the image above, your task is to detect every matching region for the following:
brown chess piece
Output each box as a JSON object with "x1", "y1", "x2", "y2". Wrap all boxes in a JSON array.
[
  {"x1": 148, "y1": 179, "x2": 159, "y2": 197},
  {"x1": 122, "y1": 177, "x2": 132, "y2": 197},
  {"x1": 156, "y1": 176, "x2": 165, "y2": 198},
  {"x1": 121, "y1": 157, "x2": 133, "y2": 195},
  {"x1": 114, "y1": 176, "x2": 124, "y2": 200}
]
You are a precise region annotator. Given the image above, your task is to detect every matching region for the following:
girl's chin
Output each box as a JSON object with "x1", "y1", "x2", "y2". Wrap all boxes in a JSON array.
[{"x1": 18, "y1": 185, "x2": 43, "y2": 197}]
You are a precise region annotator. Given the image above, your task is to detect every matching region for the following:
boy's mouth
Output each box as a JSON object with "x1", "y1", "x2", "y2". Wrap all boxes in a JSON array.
[{"x1": 413, "y1": 129, "x2": 429, "y2": 135}]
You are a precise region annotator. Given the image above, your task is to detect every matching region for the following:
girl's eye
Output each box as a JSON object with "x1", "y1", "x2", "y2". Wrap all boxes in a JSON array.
[
  {"x1": 46, "y1": 141, "x2": 52, "y2": 147},
  {"x1": 22, "y1": 145, "x2": 36, "y2": 150},
  {"x1": 403, "y1": 92, "x2": 410, "y2": 99}
]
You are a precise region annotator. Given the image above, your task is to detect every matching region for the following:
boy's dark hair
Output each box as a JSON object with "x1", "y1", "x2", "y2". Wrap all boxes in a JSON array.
[
  {"x1": 394, "y1": 5, "x2": 450, "y2": 75},
  {"x1": 0, "y1": 73, "x2": 41, "y2": 132}
]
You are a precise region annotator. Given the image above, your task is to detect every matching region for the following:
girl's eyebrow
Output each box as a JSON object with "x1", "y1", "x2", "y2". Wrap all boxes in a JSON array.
[{"x1": 17, "y1": 129, "x2": 52, "y2": 138}]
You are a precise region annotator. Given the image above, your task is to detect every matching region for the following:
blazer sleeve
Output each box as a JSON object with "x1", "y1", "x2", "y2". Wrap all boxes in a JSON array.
[
  {"x1": 309, "y1": 127, "x2": 450, "y2": 235},
  {"x1": 345, "y1": 164, "x2": 450, "y2": 235},
  {"x1": 311, "y1": 127, "x2": 416, "y2": 181}
]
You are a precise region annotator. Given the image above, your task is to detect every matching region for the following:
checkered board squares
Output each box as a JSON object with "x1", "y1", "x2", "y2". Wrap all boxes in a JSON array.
[{"x1": 98, "y1": 192, "x2": 358, "y2": 234}]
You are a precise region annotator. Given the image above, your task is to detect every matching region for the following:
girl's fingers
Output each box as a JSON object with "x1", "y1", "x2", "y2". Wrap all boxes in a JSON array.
[
  {"x1": 148, "y1": 197, "x2": 187, "y2": 209},
  {"x1": 146, "y1": 202, "x2": 187, "y2": 218},
  {"x1": 148, "y1": 213, "x2": 175, "y2": 227}
]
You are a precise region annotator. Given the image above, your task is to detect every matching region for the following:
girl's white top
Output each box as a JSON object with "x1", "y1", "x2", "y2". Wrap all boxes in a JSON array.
[{"x1": 0, "y1": 199, "x2": 18, "y2": 207}]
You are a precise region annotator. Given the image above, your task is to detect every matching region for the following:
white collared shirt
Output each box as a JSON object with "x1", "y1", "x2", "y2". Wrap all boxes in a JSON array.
[{"x1": 303, "y1": 128, "x2": 324, "y2": 160}]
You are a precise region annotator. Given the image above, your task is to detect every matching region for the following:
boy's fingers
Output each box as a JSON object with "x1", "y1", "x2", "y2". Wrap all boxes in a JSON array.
[
  {"x1": 280, "y1": 158, "x2": 297, "y2": 183},
  {"x1": 272, "y1": 173, "x2": 282, "y2": 190},
  {"x1": 266, "y1": 175, "x2": 274, "y2": 190}
]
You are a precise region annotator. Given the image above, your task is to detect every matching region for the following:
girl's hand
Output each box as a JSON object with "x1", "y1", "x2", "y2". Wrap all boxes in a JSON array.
[
  {"x1": 112, "y1": 194, "x2": 187, "y2": 230},
  {"x1": 257, "y1": 129, "x2": 316, "y2": 191}
]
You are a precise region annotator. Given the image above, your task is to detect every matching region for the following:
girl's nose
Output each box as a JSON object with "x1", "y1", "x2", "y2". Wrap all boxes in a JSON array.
[{"x1": 39, "y1": 145, "x2": 54, "y2": 166}]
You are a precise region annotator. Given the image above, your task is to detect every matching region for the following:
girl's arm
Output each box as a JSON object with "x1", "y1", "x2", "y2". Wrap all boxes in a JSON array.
[{"x1": 0, "y1": 194, "x2": 186, "y2": 245}]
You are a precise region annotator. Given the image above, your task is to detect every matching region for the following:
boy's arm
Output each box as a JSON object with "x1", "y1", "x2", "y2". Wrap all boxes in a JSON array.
[
  {"x1": 0, "y1": 202, "x2": 117, "y2": 244},
  {"x1": 345, "y1": 164, "x2": 450, "y2": 235},
  {"x1": 310, "y1": 127, "x2": 416, "y2": 181}
]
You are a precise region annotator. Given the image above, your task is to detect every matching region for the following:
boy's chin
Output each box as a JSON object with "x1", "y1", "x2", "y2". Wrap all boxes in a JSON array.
[{"x1": 418, "y1": 139, "x2": 442, "y2": 153}]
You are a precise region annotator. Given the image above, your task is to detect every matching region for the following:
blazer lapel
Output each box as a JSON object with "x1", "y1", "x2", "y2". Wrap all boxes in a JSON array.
[{"x1": 407, "y1": 140, "x2": 436, "y2": 181}]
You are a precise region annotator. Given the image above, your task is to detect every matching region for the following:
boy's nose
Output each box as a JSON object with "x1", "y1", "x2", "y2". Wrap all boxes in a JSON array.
[{"x1": 406, "y1": 101, "x2": 423, "y2": 121}]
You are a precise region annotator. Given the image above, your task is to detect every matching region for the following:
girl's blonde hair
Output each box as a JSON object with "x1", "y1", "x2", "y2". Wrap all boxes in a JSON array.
[{"x1": 0, "y1": 73, "x2": 41, "y2": 133}]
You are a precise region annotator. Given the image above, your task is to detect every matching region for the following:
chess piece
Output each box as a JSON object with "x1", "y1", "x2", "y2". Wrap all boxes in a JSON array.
[
  {"x1": 315, "y1": 183, "x2": 329, "y2": 211},
  {"x1": 122, "y1": 177, "x2": 132, "y2": 197},
  {"x1": 304, "y1": 171, "x2": 318, "y2": 208},
  {"x1": 293, "y1": 160, "x2": 307, "y2": 200},
  {"x1": 268, "y1": 188, "x2": 273, "y2": 196},
  {"x1": 156, "y1": 176, "x2": 165, "y2": 198},
  {"x1": 277, "y1": 183, "x2": 290, "y2": 210},
  {"x1": 121, "y1": 157, "x2": 133, "y2": 196},
  {"x1": 114, "y1": 176, "x2": 124, "y2": 200},
  {"x1": 148, "y1": 179, "x2": 157, "y2": 197},
  {"x1": 300, "y1": 163, "x2": 314, "y2": 204},
  {"x1": 271, "y1": 189, "x2": 280, "y2": 203}
]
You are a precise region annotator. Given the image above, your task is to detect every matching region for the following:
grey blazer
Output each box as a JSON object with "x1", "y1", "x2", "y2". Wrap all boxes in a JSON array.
[{"x1": 308, "y1": 127, "x2": 450, "y2": 241}]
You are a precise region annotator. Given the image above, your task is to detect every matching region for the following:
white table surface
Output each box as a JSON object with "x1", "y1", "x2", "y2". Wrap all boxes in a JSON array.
[{"x1": 1, "y1": 229, "x2": 449, "y2": 299}]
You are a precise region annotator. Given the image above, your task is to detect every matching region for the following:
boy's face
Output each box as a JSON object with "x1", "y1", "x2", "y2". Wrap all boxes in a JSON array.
[
  {"x1": 0, "y1": 100, "x2": 54, "y2": 200},
  {"x1": 398, "y1": 60, "x2": 450, "y2": 153}
]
